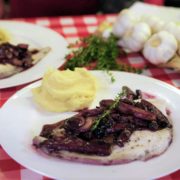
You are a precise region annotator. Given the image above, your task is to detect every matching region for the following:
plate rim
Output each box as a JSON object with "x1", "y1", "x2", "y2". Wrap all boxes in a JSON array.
[
  {"x1": 0, "y1": 70, "x2": 180, "y2": 180},
  {"x1": 2, "y1": 70, "x2": 180, "y2": 97}
]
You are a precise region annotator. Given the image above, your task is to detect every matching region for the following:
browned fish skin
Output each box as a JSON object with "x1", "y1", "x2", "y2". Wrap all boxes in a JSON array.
[{"x1": 38, "y1": 136, "x2": 111, "y2": 156}]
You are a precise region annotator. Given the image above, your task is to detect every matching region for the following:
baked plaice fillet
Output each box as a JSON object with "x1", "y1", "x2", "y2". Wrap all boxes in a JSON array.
[
  {"x1": 0, "y1": 43, "x2": 50, "y2": 79},
  {"x1": 33, "y1": 86, "x2": 172, "y2": 165}
]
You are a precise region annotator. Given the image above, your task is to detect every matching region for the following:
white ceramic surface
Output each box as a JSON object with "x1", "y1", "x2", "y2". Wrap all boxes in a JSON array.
[{"x1": 0, "y1": 71, "x2": 180, "y2": 180}]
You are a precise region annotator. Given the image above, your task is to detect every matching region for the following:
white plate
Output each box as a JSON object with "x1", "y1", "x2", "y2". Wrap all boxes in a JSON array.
[
  {"x1": 0, "y1": 71, "x2": 180, "y2": 180},
  {"x1": 0, "y1": 21, "x2": 68, "y2": 89}
]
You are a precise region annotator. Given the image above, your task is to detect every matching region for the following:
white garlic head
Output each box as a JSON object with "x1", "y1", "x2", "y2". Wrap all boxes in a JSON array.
[
  {"x1": 112, "y1": 9, "x2": 139, "y2": 38},
  {"x1": 97, "y1": 21, "x2": 112, "y2": 39},
  {"x1": 118, "y1": 22, "x2": 151, "y2": 53},
  {"x1": 143, "y1": 31, "x2": 178, "y2": 65},
  {"x1": 178, "y1": 43, "x2": 180, "y2": 56},
  {"x1": 163, "y1": 22, "x2": 180, "y2": 42},
  {"x1": 142, "y1": 15, "x2": 164, "y2": 33}
]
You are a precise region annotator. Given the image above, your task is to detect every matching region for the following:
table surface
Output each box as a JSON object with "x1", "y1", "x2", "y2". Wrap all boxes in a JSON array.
[{"x1": 0, "y1": 14, "x2": 180, "y2": 180}]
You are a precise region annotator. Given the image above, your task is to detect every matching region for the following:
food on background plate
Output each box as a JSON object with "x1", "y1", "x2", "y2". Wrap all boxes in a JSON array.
[
  {"x1": 33, "y1": 86, "x2": 172, "y2": 165},
  {"x1": 0, "y1": 42, "x2": 51, "y2": 79},
  {"x1": 32, "y1": 68, "x2": 97, "y2": 112},
  {"x1": 0, "y1": 28, "x2": 11, "y2": 43}
]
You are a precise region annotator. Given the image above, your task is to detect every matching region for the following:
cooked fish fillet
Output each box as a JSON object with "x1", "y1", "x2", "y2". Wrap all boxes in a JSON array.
[
  {"x1": 0, "y1": 64, "x2": 23, "y2": 79},
  {"x1": 33, "y1": 98, "x2": 173, "y2": 165},
  {"x1": 0, "y1": 47, "x2": 51, "y2": 79},
  {"x1": 31, "y1": 47, "x2": 51, "y2": 65},
  {"x1": 34, "y1": 128, "x2": 172, "y2": 165}
]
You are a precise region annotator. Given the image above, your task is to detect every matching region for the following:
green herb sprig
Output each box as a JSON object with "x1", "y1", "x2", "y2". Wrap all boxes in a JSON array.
[
  {"x1": 64, "y1": 34, "x2": 141, "y2": 81},
  {"x1": 91, "y1": 87, "x2": 127, "y2": 131},
  {"x1": 65, "y1": 34, "x2": 119, "y2": 70}
]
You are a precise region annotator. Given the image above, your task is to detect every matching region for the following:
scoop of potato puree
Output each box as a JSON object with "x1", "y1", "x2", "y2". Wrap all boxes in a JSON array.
[
  {"x1": 0, "y1": 28, "x2": 11, "y2": 43},
  {"x1": 32, "y1": 68, "x2": 97, "y2": 112}
]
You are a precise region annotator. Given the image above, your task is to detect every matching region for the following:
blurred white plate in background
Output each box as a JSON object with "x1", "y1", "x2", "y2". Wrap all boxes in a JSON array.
[{"x1": 0, "y1": 21, "x2": 68, "y2": 89}]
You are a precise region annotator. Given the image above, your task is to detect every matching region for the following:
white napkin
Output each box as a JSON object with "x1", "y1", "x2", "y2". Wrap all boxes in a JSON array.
[{"x1": 130, "y1": 2, "x2": 180, "y2": 23}]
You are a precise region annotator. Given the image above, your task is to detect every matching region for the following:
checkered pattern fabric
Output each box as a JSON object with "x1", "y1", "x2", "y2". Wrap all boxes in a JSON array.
[{"x1": 0, "y1": 14, "x2": 179, "y2": 180}]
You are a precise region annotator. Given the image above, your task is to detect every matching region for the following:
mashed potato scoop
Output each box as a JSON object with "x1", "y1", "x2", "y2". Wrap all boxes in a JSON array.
[
  {"x1": 32, "y1": 68, "x2": 97, "y2": 112},
  {"x1": 0, "y1": 27, "x2": 11, "y2": 43}
]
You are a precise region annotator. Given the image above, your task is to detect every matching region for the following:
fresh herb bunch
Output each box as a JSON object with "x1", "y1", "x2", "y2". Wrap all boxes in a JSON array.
[
  {"x1": 65, "y1": 34, "x2": 119, "y2": 70},
  {"x1": 64, "y1": 34, "x2": 141, "y2": 77}
]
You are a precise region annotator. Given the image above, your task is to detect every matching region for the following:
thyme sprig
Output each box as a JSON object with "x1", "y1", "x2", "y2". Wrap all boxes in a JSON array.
[
  {"x1": 91, "y1": 87, "x2": 127, "y2": 131},
  {"x1": 64, "y1": 34, "x2": 141, "y2": 82}
]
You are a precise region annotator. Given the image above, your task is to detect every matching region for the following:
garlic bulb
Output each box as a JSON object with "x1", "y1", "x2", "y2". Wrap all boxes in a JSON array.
[
  {"x1": 118, "y1": 22, "x2": 151, "y2": 53},
  {"x1": 143, "y1": 31, "x2": 178, "y2": 65},
  {"x1": 112, "y1": 9, "x2": 139, "y2": 38},
  {"x1": 97, "y1": 21, "x2": 112, "y2": 39},
  {"x1": 178, "y1": 45, "x2": 180, "y2": 56},
  {"x1": 0, "y1": 28, "x2": 11, "y2": 43},
  {"x1": 163, "y1": 22, "x2": 180, "y2": 42},
  {"x1": 141, "y1": 15, "x2": 164, "y2": 33}
]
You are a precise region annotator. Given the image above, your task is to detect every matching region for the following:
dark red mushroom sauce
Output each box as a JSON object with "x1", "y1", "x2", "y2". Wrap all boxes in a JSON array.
[
  {"x1": 33, "y1": 86, "x2": 172, "y2": 156},
  {"x1": 0, "y1": 42, "x2": 38, "y2": 68}
]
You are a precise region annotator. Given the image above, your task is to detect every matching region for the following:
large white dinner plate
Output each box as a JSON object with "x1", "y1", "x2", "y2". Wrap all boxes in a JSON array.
[
  {"x1": 0, "y1": 21, "x2": 68, "y2": 89},
  {"x1": 0, "y1": 71, "x2": 180, "y2": 180}
]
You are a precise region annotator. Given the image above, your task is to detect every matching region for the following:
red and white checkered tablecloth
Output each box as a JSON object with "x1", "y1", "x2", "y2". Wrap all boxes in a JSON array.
[{"x1": 0, "y1": 14, "x2": 180, "y2": 180}]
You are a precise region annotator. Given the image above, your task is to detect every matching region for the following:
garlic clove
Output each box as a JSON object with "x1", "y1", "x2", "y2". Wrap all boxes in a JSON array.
[
  {"x1": 112, "y1": 9, "x2": 139, "y2": 38},
  {"x1": 143, "y1": 46, "x2": 157, "y2": 64},
  {"x1": 118, "y1": 22, "x2": 151, "y2": 53},
  {"x1": 143, "y1": 31, "x2": 178, "y2": 65},
  {"x1": 96, "y1": 21, "x2": 112, "y2": 39},
  {"x1": 102, "y1": 29, "x2": 112, "y2": 39},
  {"x1": 163, "y1": 22, "x2": 180, "y2": 42},
  {"x1": 178, "y1": 43, "x2": 180, "y2": 56},
  {"x1": 141, "y1": 15, "x2": 164, "y2": 33}
]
